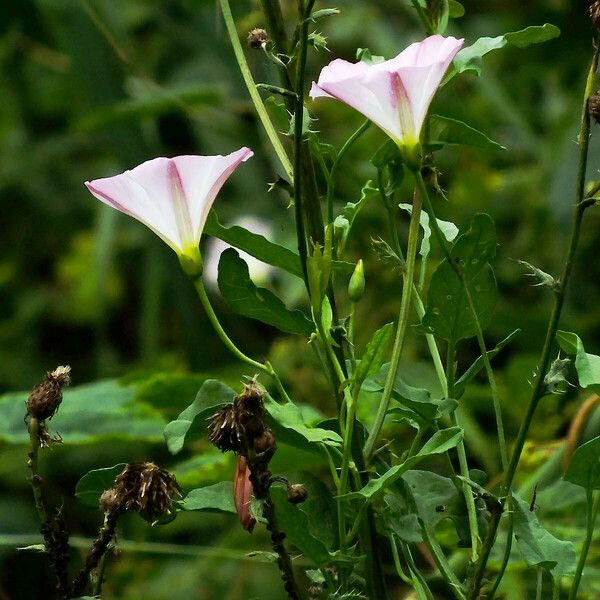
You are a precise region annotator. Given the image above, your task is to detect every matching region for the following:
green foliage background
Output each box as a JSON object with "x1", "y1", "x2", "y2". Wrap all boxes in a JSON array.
[{"x1": 2, "y1": 0, "x2": 600, "y2": 598}]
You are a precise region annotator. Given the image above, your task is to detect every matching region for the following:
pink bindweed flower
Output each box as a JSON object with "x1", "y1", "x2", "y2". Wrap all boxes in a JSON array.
[
  {"x1": 85, "y1": 148, "x2": 253, "y2": 274},
  {"x1": 310, "y1": 35, "x2": 464, "y2": 167}
]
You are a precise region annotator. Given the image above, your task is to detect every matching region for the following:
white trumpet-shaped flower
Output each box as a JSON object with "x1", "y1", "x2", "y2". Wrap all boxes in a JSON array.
[{"x1": 85, "y1": 148, "x2": 253, "y2": 273}]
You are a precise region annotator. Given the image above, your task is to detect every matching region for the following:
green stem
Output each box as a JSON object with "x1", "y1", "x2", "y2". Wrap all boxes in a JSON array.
[
  {"x1": 467, "y1": 42, "x2": 600, "y2": 600},
  {"x1": 193, "y1": 276, "x2": 269, "y2": 375},
  {"x1": 447, "y1": 342, "x2": 480, "y2": 561},
  {"x1": 422, "y1": 525, "x2": 466, "y2": 600},
  {"x1": 487, "y1": 499, "x2": 514, "y2": 599},
  {"x1": 27, "y1": 418, "x2": 47, "y2": 524},
  {"x1": 364, "y1": 178, "x2": 423, "y2": 462},
  {"x1": 194, "y1": 277, "x2": 292, "y2": 404},
  {"x1": 218, "y1": 0, "x2": 294, "y2": 181},
  {"x1": 327, "y1": 119, "x2": 371, "y2": 224},
  {"x1": 536, "y1": 568, "x2": 544, "y2": 600},
  {"x1": 389, "y1": 535, "x2": 412, "y2": 585},
  {"x1": 553, "y1": 576, "x2": 561, "y2": 600},
  {"x1": 415, "y1": 170, "x2": 508, "y2": 470},
  {"x1": 409, "y1": 0, "x2": 434, "y2": 33},
  {"x1": 400, "y1": 541, "x2": 435, "y2": 600},
  {"x1": 378, "y1": 175, "x2": 447, "y2": 396},
  {"x1": 568, "y1": 490, "x2": 600, "y2": 600}
]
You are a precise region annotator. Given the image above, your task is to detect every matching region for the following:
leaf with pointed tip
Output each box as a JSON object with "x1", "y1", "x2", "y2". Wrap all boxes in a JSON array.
[
  {"x1": 352, "y1": 323, "x2": 394, "y2": 390},
  {"x1": 164, "y1": 380, "x2": 235, "y2": 455},
  {"x1": 179, "y1": 481, "x2": 236, "y2": 513},
  {"x1": 428, "y1": 114, "x2": 506, "y2": 152},
  {"x1": 564, "y1": 435, "x2": 600, "y2": 490},
  {"x1": 556, "y1": 331, "x2": 600, "y2": 393},
  {"x1": 419, "y1": 214, "x2": 497, "y2": 343},
  {"x1": 342, "y1": 427, "x2": 463, "y2": 502},
  {"x1": 512, "y1": 495, "x2": 576, "y2": 577},
  {"x1": 218, "y1": 249, "x2": 313, "y2": 336},
  {"x1": 75, "y1": 464, "x2": 126, "y2": 508},
  {"x1": 450, "y1": 24, "x2": 560, "y2": 79}
]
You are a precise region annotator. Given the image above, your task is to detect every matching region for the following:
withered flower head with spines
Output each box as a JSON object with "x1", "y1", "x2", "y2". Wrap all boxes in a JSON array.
[
  {"x1": 104, "y1": 462, "x2": 182, "y2": 523},
  {"x1": 26, "y1": 365, "x2": 71, "y2": 421},
  {"x1": 207, "y1": 378, "x2": 275, "y2": 458},
  {"x1": 247, "y1": 28, "x2": 269, "y2": 49},
  {"x1": 590, "y1": 1, "x2": 600, "y2": 29},
  {"x1": 589, "y1": 90, "x2": 600, "y2": 124}
]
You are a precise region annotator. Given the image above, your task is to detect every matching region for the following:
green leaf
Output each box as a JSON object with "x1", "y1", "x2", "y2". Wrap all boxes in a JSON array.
[
  {"x1": 512, "y1": 495, "x2": 576, "y2": 577},
  {"x1": 132, "y1": 372, "x2": 207, "y2": 418},
  {"x1": 451, "y1": 24, "x2": 560, "y2": 78},
  {"x1": 264, "y1": 395, "x2": 342, "y2": 447},
  {"x1": 75, "y1": 464, "x2": 126, "y2": 509},
  {"x1": 179, "y1": 481, "x2": 236, "y2": 514},
  {"x1": 352, "y1": 323, "x2": 394, "y2": 390},
  {"x1": 428, "y1": 114, "x2": 506, "y2": 152},
  {"x1": 0, "y1": 380, "x2": 166, "y2": 445},
  {"x1": 454, "y1": 329, "x2": 521, "y2": 398},
  {"x1": 218, "y1": 249, "x2": 313, "y2": 336},
  {"x1": 448, "y1": 0, "x2": 465, "y2": 18},
  {"x1": 420, "y1": 213, "x2": 497, "y2": 343},
  {"x1": 271, "y1": 484, "x2": 332, "y2": 566},
  {"x1": 398, "y1": 203, "x2": 458, "y2": 259},
  {"x1": 205, "y1": 211, "x2": 303, "y2": 278},
  {"x1": 564, "y1": 436, "x2": 600, "y2": 490},
  {"x1": 164, "y1": 380, "x2": 235, "y2": 455},
  {"x1": 556, "y1": 331, "x2": 600, "y2": 393},
  {"x1": 342, "y1": 427, "x2": 463, "y2": 501}
]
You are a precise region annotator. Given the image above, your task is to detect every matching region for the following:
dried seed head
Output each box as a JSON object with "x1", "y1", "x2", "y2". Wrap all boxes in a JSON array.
[
  {"x1": 99, "y1": 488, "x2": 122, "y2": 515},
  {"x1": 111, "y1": 462, "x2": 182, "y2": 523},
  {"x1": 26, "y1": 365, "x2": 71, "y2": 421},
  {"x1": 247, "y1": 28, "x2": 268, "y2": 49},
  {"x1": 234, "y1": 378, "x2": 266, "y2": 439},
  {"x1": 589, "y1": 1, "x2": 600, "y2": 29},
  {"x1": 589, "y1": 91, "x2": 600, "y2": 124},
  {"x1": 286, "y1": 483, "x2": 308, "y2": 504},
  {"x1": 207, "y1": 404, "x2": 240, "y2": 452}
]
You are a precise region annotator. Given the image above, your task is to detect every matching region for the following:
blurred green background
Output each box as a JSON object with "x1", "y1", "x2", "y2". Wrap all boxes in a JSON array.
[{"x1": 2, "y1": 0, "x2": 600, "y2": 598}]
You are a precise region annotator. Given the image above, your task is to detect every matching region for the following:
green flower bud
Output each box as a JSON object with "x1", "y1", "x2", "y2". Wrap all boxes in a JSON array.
[{"x1": 348, "y1": 259, "x2": 366, "y2": 302}]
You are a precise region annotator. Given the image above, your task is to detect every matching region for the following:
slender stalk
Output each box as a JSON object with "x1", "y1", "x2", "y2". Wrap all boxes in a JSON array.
[
  {"x1": 193, "y1": 276, "x2": 270, "y2": 374},
  {"x1": 400, "y1": 541, "x2": 435, "y2": 600},
  {"x1": 568, "y1": 490, "x2": 600, "y2": 600},
  {"x1": 262, "y1": 494, "x2": 301, "y2": 600},
  {"x1": 415, "y1": 170, "x2": 508, "y2": 470},
  {"x1": 27, "y1": 418, "x2": 47, "y2": 524},
  {"x1": 364, "y1": 179, "x2": 423, "y2": 462},
  {"x1": 487, "y1": 500, "x2": 514, "y2": 599},
  {"x1": 71, "y1": 513, "x2": 119, "y2": 597},
  {"x1": 553, "y1": 575, "x2": 561, "y2": 600},
  {"x1": 93, "y1": 552, "x2": 108, "y2": 596},
  {"x1": 218, "y1": 0, "x2": 294, "y2": 181},
  {"x1": 467, "y1": 41, "x2": 599, "y2": 599},
  {"x1": 389, "y1": 535, "x2": 412, "y2": 585},
  {"x1": 500, "y1": 41, "x2": 599, "y2": 493},
  {"x1": 409, "y1": 0, "x2": 434, "y2": 34},
  {"x1": 422, "y1": 525, "x2": 466, "y2": 600},
  {"x1": 193, "y1": 277, "x2": 293, "y2": 404},
  {"x1": 327, "y1": 120, "x2": 371, "y2": 224},
  {"x1": 536, "y1": 568, "x2": 544, "y2": 600},
  {"x1": 447, "y1": 342, "x2": 480, "y2": 561}
]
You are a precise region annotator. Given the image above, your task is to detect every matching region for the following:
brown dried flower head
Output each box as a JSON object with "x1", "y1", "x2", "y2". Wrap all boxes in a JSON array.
[
  {"x1": 26, "y1": 365, "x2": 71, "y2": 421},
  {"x1": 207, "y1": 378, "x2": 273, "y2": 457},
  {"x1": 286, "y1": 483, "x2": 308, "y2": 504},
  {"x1": 110, "y1": 462, "x2": 182, "y2": 522},
  {"x1": 247, "y1": 28, "x2": 268, "y2": 49},
  {"x1": 589, "y1": 90, "x2": 600, "y2": 124},
  {"x1": 589, "y1": 1, "x2": 600, "y2": 29}
]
